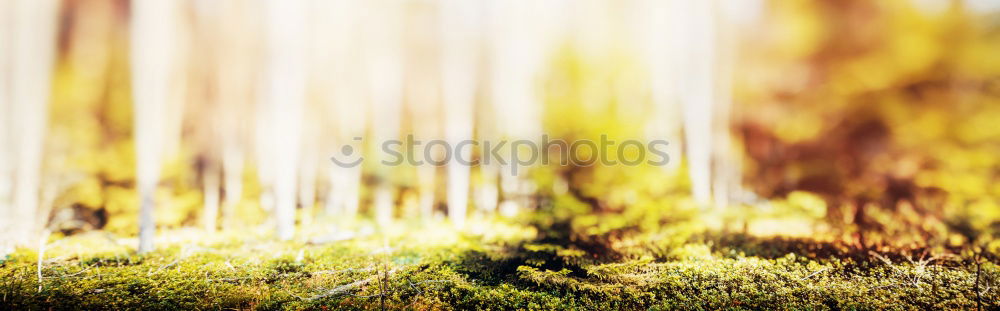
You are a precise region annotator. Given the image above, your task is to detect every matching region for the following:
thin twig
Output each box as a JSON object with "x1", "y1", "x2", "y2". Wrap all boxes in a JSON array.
[
  {"x1": 799, "y1": 267, "x2": 829, "y2": 281},
  {"x1": 37, "y1": 230, "x2": 50, "y2": 293},
  {"x1": 311, "y1": 267, "x2": 375, "y2": 275},
  {"x1": 49, "y1": 266, "x2": 92, "y2": 279},
  {"x1": 304, "y1": 267, "x2": 400, "y2": 301},
  {"x1": 148, "y1": 259, "x2": 181, "y2": 276}
]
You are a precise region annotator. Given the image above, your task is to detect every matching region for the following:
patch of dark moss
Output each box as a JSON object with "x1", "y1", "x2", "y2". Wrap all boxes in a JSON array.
[{"x1": 82, "y1": 254, "x2": 145, "y2": 267}]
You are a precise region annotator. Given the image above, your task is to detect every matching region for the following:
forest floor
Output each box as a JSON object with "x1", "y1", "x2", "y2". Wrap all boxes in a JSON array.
[{"x1": 1, "y1": 216, "x2": 998, "y2": 310}]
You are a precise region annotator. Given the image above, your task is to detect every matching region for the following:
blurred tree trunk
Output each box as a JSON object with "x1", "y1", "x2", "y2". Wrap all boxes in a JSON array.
[{"x1": 130, "y1": 0, "x2": 181, "y2": 253}]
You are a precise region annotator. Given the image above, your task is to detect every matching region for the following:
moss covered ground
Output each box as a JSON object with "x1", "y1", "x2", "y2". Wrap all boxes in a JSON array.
[{"x1": 2, "y1": 214, "x2": 997, "y2": 311}]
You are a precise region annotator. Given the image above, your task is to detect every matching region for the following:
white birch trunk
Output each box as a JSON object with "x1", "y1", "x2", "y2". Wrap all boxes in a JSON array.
[
  {"x1": 311, "y1": 0, "x2": 366, "y2": 219},
  {"x1": 639, "y1": 0, "x2": 684, "y2": 174},
  {"x1": 0, "y1": 0, "x2": 58, "y2": 249},
  {"x1": 363, "y1": 1, "x2": 404, "y2": 226},
  {"x1": 404, "y1": 5, "x2": 442, "y2": 221},
  {"x1": 216, "y1": 0, "x2": 260, "y2": 230},
  {"x1": 440, "y1": 0, "x2": 483, "y2": 227},
  {"x1": 0, "y1": 0, "x2": 14, "y2": 251},
  {"x1": 676, "y1": 0, "x2": 717, "y2": 205},
  {"x1": 131, "y1": 0, "x2": 180, "y2": 253},
  {"x1": 489, "y1": 0, "x2": 553, "y2": 215},
  {"x1": 263, "y1": 0, "x2": 308, "y2": 240},
  {"x1": 202, "y1": 163, "x2": 220, "y2": 232}
]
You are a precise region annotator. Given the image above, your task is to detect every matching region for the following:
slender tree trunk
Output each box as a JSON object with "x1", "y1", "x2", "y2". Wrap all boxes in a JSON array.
[
  {"x1": 677, "y1": 0, "x2": 718, "y2": 205},
  {"x1": 202, "y1": 162, "x2": 220, "y2": 232},
  {"x1": 363, "y1": 0, "x2": 404, "y2": 227},
  {"x1": 308, "y1": 0, "x2": 366, "y2": 220},
  {"x1": 263, "y1": 0, "x2": 308, "y2": 241},
  {"x1": 712, "y1": 1, "x2": 739, "y2": 210},
  {"x1": 221, "y1": 149, "x2": 243, "y2": 229},
  {"x1": 488, "y1": 0, "x2": 547, "y2": 215},
  {"x1": 131, "y1": 0, "x2": 180, "y2": 253},
  {"x1": 404, "y1": 22, "x2": 441, "y2": 220},
  {"x1": 0, "y1": 0, "x2": 13, "y2": 251},
  {"x1": 8, "y1": 0, "x2": 58, "y2": 248},
  {"x1": 417, "y1": 166, "x2": 437, "y2": 219},
  {"x1": 640, "y1": 0, "x2": 684, "y2": 174},
  {"x1": 475, "y1": 164, "x2": 500, "y2": 213},
  {"x1": 441, "y1": 0, "x2": 482, "y2": 227},
  {"x1": 215, "y1": 0, "x2": 259, "y2": 230},
  {"x1": 298, "y1": 129, "x2": 319, "y2": 226}
]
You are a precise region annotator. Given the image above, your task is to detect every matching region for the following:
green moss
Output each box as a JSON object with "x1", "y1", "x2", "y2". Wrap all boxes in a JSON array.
[
  {"x1": 18, "y1": 176, "x2": 979, "y2": 308},
  {"x1": 1, "y1": 221, "x2": 997, "y2": 310}
]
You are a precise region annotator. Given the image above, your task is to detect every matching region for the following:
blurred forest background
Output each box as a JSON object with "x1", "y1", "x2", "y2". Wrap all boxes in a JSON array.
[
  {"x1": 0, "y1": 0, "x2": 996, "y2": 251},
  {"x1": 11, "y1": 0, "x2": 993, "y2": 250}
]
